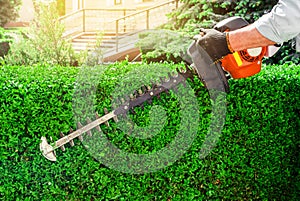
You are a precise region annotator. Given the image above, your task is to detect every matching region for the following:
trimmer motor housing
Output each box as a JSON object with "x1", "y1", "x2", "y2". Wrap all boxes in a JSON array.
[
  {"x1": 215, "y1": 16, "x2": 267, "y2": 79},
  {"x1": 221, "y1": 46, "x2": 266, "y2": 79}
]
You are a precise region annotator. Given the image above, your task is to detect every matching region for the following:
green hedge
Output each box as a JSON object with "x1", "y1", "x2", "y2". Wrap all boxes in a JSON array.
[{"x1": 0, "y1": 62, "x2": 299, "y2": 200}]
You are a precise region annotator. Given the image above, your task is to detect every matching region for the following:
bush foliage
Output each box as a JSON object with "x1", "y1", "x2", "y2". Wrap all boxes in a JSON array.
[
  {"x1": 0, "y1": 62, "x2": 299, "y2": 200},
  {"x1": 3, "y1": 2, "x2": 80, "y2": 67}
]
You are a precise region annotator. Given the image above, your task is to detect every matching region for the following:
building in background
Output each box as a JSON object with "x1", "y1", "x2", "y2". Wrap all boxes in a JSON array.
[
  {"x1": 5, "y1": 0, "x2": 168, "y2": 28},
  {"x1": 65, "y1": 0, "x2": 163, "y2": 13}
]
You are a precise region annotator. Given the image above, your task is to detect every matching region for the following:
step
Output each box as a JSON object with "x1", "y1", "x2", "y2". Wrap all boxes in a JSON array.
[
  {"x1": 79, "y1": 31, "x2": 128, "y2": 37},
  {"x1": 79, "y1": 35, "x2": 119, "y2": 41},
  {"x1": 72, "y1": 43, "x2": 115, "y2": 49},
  {"x1": 72, "y1": 38, "x2": 116, "y2": 44},
  {"x1": 79, "y1": 34, "x2": 129, "y2": 41},
  {"x1": 72, "y1": 42, "x2": 118, "y2": 49},
  {"x1": 103, "y1": 46, "x2": 140, "y2": 62}
]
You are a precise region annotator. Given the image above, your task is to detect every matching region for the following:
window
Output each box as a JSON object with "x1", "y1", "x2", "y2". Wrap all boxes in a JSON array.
[
  {"x1": 114, "y1": 0, "x2": 122, "y2": 5},
  {"x1": 72, "y1": 0, "x2": 84, "y2": 11}
]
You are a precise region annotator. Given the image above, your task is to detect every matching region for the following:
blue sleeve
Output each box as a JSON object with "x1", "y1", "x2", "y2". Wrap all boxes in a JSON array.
[{"x1": 254, "y1": 0, "x2": 300, "y2": 43}]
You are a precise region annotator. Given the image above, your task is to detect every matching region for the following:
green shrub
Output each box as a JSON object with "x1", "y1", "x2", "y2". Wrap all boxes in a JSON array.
[
  {"x1": 0, "y1": 62, "x2": 299, "y2": 200},
  {"x1": 3, "y1": 2, "x2": 80, "y2": 66},
  {"x1": 137, "y1": 30, "x2": 193, "y2": 63}
]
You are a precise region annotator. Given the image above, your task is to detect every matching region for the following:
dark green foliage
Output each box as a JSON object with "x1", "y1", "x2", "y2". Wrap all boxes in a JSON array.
[
  {"x1": 0, "y1": 27, "x2": 11, "y2": 57},
  {"x1": 167, "y1": 0, "x2": 277, "y2": 32},
  {"x1": 0, "y1": 0, "x2": 22, "y2": 27},
  {"x1": 0, "y1": 62, "x2": 299, "y2": 200},
  {"x1": 137, "y1": 30, "x2": 193, "y2": 63},
  {"x1": 0, "y1": 41, "x2": 9, "y2": 58}
]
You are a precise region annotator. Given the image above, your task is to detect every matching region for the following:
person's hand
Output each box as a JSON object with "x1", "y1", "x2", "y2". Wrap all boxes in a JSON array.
[{"x1": 196, "y1": 28, "x2": 234, "y2": 62}]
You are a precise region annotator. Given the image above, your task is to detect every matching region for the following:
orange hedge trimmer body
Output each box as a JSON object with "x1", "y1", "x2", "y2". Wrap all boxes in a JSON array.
[{"x1": 216, "y1": 16, "x2": 267, "y2": 79}]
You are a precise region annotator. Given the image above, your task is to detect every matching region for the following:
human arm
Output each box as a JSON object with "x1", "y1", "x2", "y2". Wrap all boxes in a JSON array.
[
  {"x1": 230, "y1": 0, "x2": 300, "y2": 51},
  {"x1": 197, "y1": 0, "x2": 300, "y2": 61},
  {"x1": 228, "y1": 24, "x2": 276, "y2": 52}
]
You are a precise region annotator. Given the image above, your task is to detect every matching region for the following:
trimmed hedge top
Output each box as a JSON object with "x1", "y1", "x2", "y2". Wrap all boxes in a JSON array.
[{"x1": 0, "y1": 62, "x2": 299, "y2": 200}]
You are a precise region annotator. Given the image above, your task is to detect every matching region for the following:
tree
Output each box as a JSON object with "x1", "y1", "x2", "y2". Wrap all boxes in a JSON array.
[
  {"x1": 0, "y1": 0, "x2": 22, "y2": 27},
  {"x1": 166, "y1": 0, "x2": 277, "y2": 31}
]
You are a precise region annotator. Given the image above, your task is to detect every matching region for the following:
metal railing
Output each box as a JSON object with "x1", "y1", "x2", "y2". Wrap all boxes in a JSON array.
[
  {"x1": 108, "y1": 0, "x2": 179, "y2": 52},
  {"x1": 59, "y1": 8, "x2": 136, "y2": 38}
]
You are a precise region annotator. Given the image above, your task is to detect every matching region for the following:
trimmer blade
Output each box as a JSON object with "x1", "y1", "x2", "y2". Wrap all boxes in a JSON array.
[{"x1": 40, "y1": 137, "x2": 57, "y2": 161}]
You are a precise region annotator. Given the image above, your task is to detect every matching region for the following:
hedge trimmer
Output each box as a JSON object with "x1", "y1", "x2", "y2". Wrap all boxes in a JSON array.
[{"x1": 40, "y1": 17, "x2": 279, "y2": 161}]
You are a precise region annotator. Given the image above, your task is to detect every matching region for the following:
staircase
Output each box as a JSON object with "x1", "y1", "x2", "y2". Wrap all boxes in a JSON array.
[
  {"x1": 72, "y1": 32, "x2": 119, "y2": 53},
  {"x1": 61, "y1": 0, "x2": 180, "y2": 62},
  {"x1": 71, "y1": 31, "x2": 141, "y2": 62}
]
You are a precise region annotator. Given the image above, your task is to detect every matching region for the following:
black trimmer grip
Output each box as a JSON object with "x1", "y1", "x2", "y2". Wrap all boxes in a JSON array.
[
  {"x1": 187, "y1": 40, "x2": 229, "y2": 93},
  {"x1": 214, "y1": 16, "x2": 249, "y2": 32}
]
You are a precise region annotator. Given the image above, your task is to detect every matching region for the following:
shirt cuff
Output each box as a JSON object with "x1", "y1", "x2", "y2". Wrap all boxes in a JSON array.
[{"x1": 254, "y1": 14, "x2": 284, "y2": 44}]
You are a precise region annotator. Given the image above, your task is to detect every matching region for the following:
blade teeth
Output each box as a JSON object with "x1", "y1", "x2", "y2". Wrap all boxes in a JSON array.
[
  {"x1": 86, "y1": 117, "x2": 93, "y2": 136},
  {"x1": 150, "y1": 81, "x2": 157, "y2": 88},
  {"x1": 133, "y1": 90, "x2": 139, "y2": 97},
  {"x1": 103, "y1": 108, "x2": 110, "y2": 127},
  {"x1": 130, "y1": 108, "x2": 136, "y2": 115},
  {"x1": 129, "y1": 94, "x2": 135, "y2": 100},
  {"x1": 138, "y1": 89, "x2": 143, "y2": 96},
  {"x1": 149, "y1": 90, "x2": 154, "y2": 97},
  {"x1": 171, "y1": 71, "x2": 179, "y2": 78},
  {"x1": 77, "y1": 122, "x2": 84, "y2": 142},
  {"x1": 177, "y1": 67, "x2": 186, "y2": 74},
  {"x1": 113, "y1": 115, "x2": 118, "y2": 122},
  {"x1": 156, "y1": 80, "x2": 161, "y2": 87},
  {"x1": 59, "y1": 132, "x2": 66, "y2": 151},
  {"x1": 69, "y1": 128, "x2": 75, "y2": 146},
  {"x1": 141, "y1": 85, "x2": 147, "y2": 92},
  {"x1": 94, "y1": 112, "x2": 104, "y2": 132}
]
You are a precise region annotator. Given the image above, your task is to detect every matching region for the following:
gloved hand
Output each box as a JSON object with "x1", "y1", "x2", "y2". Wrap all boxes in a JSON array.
[{"x1": 196, "y1": 28, "x2": 234, "y2": 62}]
